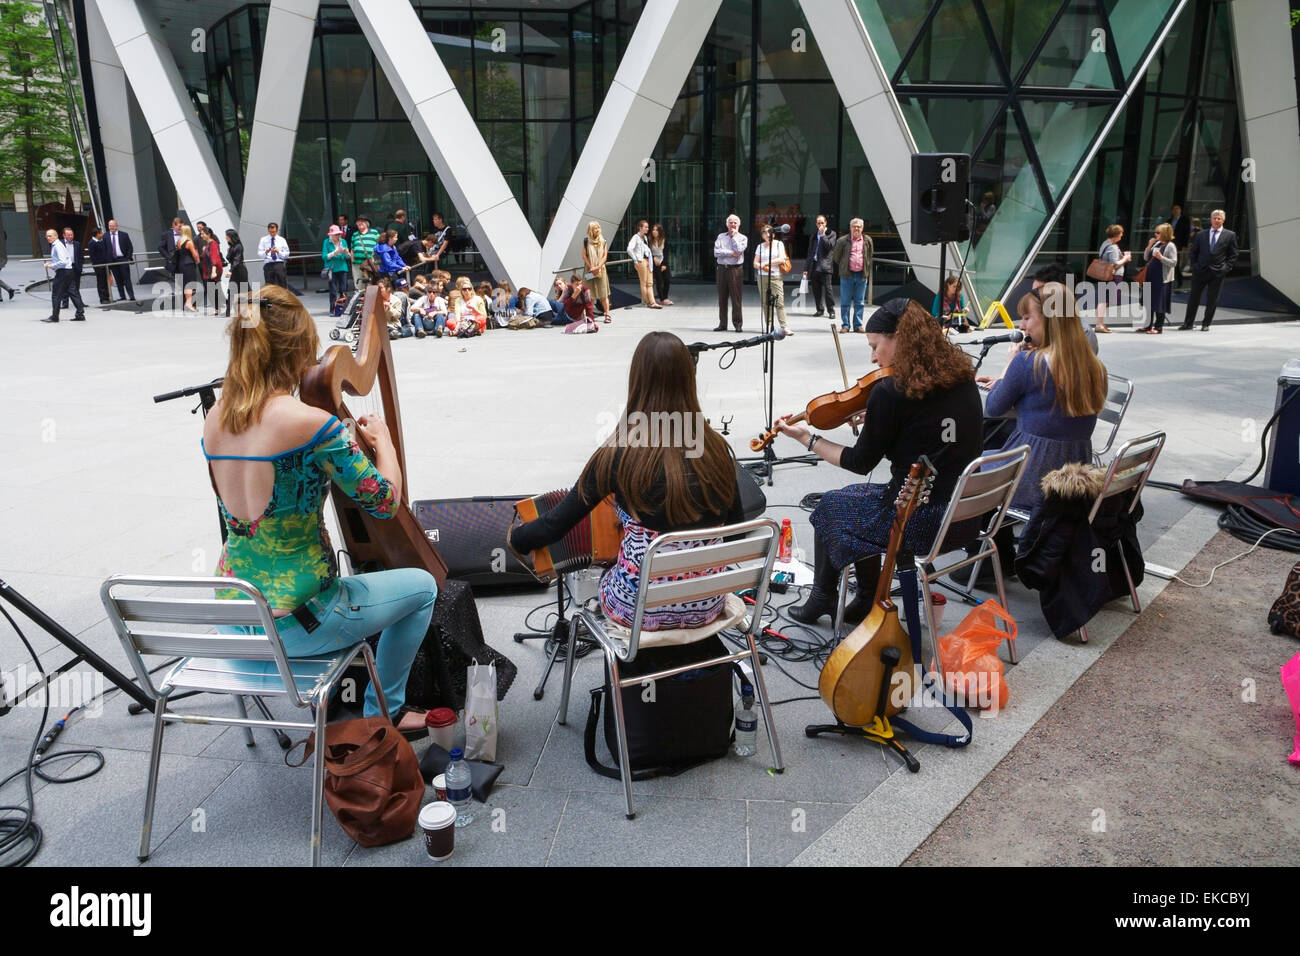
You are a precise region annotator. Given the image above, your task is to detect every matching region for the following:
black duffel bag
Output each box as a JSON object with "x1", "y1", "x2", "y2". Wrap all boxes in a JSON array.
[{"x1": 584, "y1": 634, "x2": 737, "y2": 780}]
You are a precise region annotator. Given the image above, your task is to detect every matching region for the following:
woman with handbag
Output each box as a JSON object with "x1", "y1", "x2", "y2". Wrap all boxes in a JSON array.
[
  {"x1": 627, "y1": 218, "x2": 661, "y2": 310},
  {"x1": 178, "y1": 225, "x2": 201, "y2": 313},
  {"x1": 201, "y1": 227, "x2": 224, "y2": 316},
  {"x1": 776, "y1": 299, "x2": 983, "y2": 625},
  {"x1": 510, "y1": 331, "x2": 744, "y2": 630},
  {"x1": 752, "y1": 224, "x2": 790, "y2": 334},
  {"x1": 224, "y1": 229, "x2": 247, "y2": 318},
  {"x1": 322, "y1": 225, "x2": 352, "y2": 309},
  {"x1": 202, "y1": 284, "x2": 437, "y2": 738},
  {"x1": 446, "y1": 275, "x2": 487, "y2": 337},
  {"x1": 1140, "y1": 223, "x2": 1177, "y2": 333},
  {"x1": 582, "y1": 221, "x2": 613, "y2": 321},
  {"x1": 650, "y1": 223, "x2": 672, "y2": 306},
  {"x1": 1093, "y1": 224, "x2": 1130, "y2": 334}
]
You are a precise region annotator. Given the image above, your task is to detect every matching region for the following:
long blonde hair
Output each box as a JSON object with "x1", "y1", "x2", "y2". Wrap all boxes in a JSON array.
[
  {"x1": 1029, "y1": 283, "x2": 1107, "y2": 417},
  {"x1": 218, "y1": 285, "x2": 320, "y2": 433},
  {"x1": 586, "y1": 221, "x2": 605, "y2": 249}
]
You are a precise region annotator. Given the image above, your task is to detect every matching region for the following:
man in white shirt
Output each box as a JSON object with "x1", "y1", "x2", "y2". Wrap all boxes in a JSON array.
[
  {"x1": 258, "y1": 222, "x2": 290, "y2": 288},
  {"x1": 713, "y1": 213, "x2": 747, "y2": 331},
  {"x1": 105, "y1": 219, "x2": 135, "y2": 300},
  {"x1": 43, "y1": 226, "x2": 86, "y2": 323}
]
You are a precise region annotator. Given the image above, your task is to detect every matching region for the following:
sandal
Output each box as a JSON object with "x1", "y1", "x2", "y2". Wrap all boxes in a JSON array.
[
  {"x1": 390, "y1": 705, "x2": 429, "y2": 741},
  {"x1": 603, "y1": 316, "x2": 612, "y2": 324}
]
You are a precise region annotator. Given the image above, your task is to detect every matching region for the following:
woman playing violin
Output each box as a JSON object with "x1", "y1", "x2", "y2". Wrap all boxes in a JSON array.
[{"x1": 776, "y1": 298, "x2": 983, "y2": 625}]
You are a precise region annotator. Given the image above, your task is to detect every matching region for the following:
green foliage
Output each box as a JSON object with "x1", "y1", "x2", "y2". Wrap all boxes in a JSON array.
[{"x1": 0, "y1": 0, "x2": 79, "y2": 210}]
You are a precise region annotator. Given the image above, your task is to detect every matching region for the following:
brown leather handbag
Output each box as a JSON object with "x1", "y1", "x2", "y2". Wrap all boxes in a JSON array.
[{"x1": 291, "y1": 717, "x2": 424, "y2": 847}]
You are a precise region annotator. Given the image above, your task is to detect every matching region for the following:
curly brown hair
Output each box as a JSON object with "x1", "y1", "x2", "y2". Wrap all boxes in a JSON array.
[{"x1": 890, "y1": 301, "x2": 975, "y2": 399}]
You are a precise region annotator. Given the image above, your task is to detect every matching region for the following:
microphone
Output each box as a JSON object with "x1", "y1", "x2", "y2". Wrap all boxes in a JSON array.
[
  {"x1": 733, "y1": 327, "x2": 787, "y2": 348},
  {"x1": 687, "y1": 328, "x2": 786, "y2": 355},
  {"x1": 774, "y1": 223, "x2": 791, "y2": 234},
  {"x1": 963, "y1": 330, "x2": 1024, "y2": 346}
]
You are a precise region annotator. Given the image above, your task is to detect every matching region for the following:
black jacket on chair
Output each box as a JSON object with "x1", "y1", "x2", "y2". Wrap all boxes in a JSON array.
[{"x1": 1014, "y1": 464, "x2": 1145, "y2": 639}]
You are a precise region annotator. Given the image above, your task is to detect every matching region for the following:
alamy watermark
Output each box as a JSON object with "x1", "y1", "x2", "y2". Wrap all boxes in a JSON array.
[{"x1": 594, "y1": 410, "x2": 708, "y2": 458}]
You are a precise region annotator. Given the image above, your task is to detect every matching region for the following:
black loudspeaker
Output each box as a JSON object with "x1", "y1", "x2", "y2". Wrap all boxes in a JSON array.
[
  {"x1": 911, "y1": 153, "x2": 971, "y2": 245},
  {"x1": 413, "y1": 496, "x2": 539, "y2": 588}
]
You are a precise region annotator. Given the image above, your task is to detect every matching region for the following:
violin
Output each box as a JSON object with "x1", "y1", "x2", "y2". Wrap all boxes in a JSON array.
[{"x1": 749, "y1": 366, "x2": 894, "y2": 452}]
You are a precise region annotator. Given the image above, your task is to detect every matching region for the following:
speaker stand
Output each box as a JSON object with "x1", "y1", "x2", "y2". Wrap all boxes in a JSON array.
[{"x1": 512, "y1": 574, "x2": 594, "y2": 701}]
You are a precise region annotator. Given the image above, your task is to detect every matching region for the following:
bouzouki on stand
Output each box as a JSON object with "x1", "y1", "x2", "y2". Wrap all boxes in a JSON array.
[
  {"x1": 300, "y1": 284, "x2": 448, "y2": 586},
  {"x1": 805, "y1": 458, "x2": 935, "y2": 771}
]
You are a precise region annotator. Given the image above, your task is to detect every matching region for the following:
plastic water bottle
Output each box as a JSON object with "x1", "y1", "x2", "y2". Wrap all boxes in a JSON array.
[
  {"x1": 445, "y1": 747, "x2": 473, "y2": 827},
  {"x1": 734, "y1": 683, "x2": 757, "y2": 757}
]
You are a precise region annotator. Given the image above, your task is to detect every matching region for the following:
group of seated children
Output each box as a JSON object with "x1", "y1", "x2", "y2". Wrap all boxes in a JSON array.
[{"x1": 374, "y1": 269, "x2": 610, "y2": 340}]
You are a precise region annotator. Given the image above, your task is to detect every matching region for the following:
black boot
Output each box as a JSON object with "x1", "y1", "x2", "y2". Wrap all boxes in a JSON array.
[
  {"x1": 842, "y1": 554, "x2": 881, "y2": 625},
  {"x1": 789, "y1": 533, "x2": 839, "y2": 624}
]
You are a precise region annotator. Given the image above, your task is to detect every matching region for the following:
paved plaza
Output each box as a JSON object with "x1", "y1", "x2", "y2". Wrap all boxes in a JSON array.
[{"x1": 0, "y1": 261, "x2": 1295, "y2": 866}]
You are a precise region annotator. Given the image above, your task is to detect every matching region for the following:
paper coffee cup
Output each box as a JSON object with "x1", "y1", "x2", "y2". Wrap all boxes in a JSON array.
[
  {"x1": 432, "y1": 773, "x2": 447, "y2": 802},
  {"x1": 418, "y1": 801, "x2": 456, "y2": 861}
]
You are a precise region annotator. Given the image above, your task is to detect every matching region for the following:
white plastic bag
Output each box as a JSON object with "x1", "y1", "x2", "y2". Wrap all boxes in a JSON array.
[
  {"x1": 798, "y1": 276, "x2": 809, "y2": 295},
  {"x1": 464, "y1": 660, "x2": 498, "y2": 761}
]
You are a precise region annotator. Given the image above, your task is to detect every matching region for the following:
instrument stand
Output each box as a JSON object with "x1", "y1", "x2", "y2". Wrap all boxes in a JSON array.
[
  {"x1": 512, "y1": 574, "x2": 595, "y2": 701},
  {"x1": 0, "y1": 578, "x2": 155, "y2": 714},
  {"x1": 739, "y1": 221, "x2": 821, "y2": 486},
  {"x1": 804, "y1": 645, "x2": 921, "y2": 773}
]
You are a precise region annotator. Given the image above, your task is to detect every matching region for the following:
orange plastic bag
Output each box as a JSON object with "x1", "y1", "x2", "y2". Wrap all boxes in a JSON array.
[{"x1": 933, "y1": 600, "x2": 1015, "y2": 711}]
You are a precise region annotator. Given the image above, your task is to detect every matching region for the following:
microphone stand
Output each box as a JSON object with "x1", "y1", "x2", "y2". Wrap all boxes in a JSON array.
[{"x1": 738, "y1": 219, "x2": 819, "y2": 486}]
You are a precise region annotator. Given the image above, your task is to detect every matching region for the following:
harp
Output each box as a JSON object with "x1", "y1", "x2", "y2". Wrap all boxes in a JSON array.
[{"x1": 300, "y1": 285, "x2": 448, "y2": 586}]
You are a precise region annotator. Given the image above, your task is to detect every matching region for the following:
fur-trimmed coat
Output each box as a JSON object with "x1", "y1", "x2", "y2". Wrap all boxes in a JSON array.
[{"x1": 1014, "y1": 463, "x2": 1145, "y2": 638}]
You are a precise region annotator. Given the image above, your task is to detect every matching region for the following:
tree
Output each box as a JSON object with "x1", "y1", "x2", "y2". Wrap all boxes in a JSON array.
[{"x1": 0, "y1": 0, "x2": 79, "y2": 252}]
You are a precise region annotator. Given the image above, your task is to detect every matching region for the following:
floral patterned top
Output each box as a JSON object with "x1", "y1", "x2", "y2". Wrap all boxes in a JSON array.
[{"x1": 202, "y1": 416, "x2": 396, "y2": 609}]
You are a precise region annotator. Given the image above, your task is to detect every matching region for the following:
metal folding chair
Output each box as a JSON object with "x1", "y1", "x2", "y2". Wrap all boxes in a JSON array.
[
  {"x1": 100, "y1": 575, "x2": 388, "y2": 866},
  {"x1": 836, "y1": 446, "x2": 1030, "y2": 664},
  {"x1": 1077, "y1": 431, "x2": 1165, "y2": 642},
  {"x1": 557, "y1": 519, "x2": 784, "y2": 819},
  {"x1": 1092, "y1": 374, "x2": 1134, "y2": 465}
]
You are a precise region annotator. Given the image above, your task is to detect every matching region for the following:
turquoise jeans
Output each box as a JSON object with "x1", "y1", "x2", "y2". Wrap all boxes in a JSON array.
[{"x1": 275, "y1": 568, "x2": 437, "y2": 718}]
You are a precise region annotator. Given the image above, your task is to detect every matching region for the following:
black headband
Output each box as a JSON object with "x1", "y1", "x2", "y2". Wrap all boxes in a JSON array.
[{"x1": 865, "y1": 297, "x2": 909, "y2": 334}]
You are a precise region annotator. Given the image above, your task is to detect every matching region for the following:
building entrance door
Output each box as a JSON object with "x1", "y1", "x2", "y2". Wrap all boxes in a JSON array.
[{"x1": 349, "y1": 173, "x2": 430, "y2": 236}]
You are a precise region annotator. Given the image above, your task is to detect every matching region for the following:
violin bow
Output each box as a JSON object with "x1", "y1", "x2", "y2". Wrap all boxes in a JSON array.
[{"x1": 830, "y1": 322, "x2": 860, "y2": 437}]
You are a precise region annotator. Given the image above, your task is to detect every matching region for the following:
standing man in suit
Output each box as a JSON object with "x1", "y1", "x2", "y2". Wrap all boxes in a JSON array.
[
  {"x1": 158, "y1": 217, "x2": 182, "y2": 277},
  {"x1": 802, "y1": 213, "x2": 836, "y2": 317},
  {"x1": 1179, "y1": 209, "x2": 1237, "y2": 332},
  {"x1": 258, "y1": 222, "x2": 290, "y2": 288},
  {"x1": 43, "y1": 226, "x2": 86, "y2": 322},
  {"x1": 1167, "y1": 203, "x2": 1190, "y2": 289},
  {"x1": 87, "y1": 227, "x2": 111, "y2": 303},
  {"x1": 105, "y1": 219, "x2": 135, "y2": 300}
]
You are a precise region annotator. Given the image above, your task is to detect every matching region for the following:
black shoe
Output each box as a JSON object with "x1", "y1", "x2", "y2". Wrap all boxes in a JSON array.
[
  {"x1": 788, "y1": 589, "x2": 836, "y2": 625},
  {"x1": 713, "y1": 325, "x2": 726, "y2": 332},
  {"x1": 949, "y1": 560, "x2": 996, "y2": 588},
  {"x1": 41, "y1": 316, "x2": 58, "y2": 323},
  {"x1": 71, "y1": 315, "x2": 85, "y2": 321},
  {"x1": 733, "y1": 325, "x2": 743, "y2": 332},
  {"x1": 1200, "y1": 325, "x2": 1211, "y2": 332},
  {"x1": 841, "y1": 594, "x2": 872, "y2": 626},
  {"x1": 5, "y1": 289, "x2": 13, "y2": 300},
  {"x1": 1176, "y1": 324, "x2": 1193, "y2": 331},
  {"x1": 812, "y1": 311, "x2": 824, "y2": 317}
]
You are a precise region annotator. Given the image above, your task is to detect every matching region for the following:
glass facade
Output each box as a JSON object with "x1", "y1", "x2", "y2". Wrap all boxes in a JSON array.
[{"x1": 98, "y1": 0, "x2": 1255, "y2": 302}]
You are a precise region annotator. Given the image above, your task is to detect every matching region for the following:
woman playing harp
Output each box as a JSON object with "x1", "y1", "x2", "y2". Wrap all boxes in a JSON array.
[
  {"x1": 510, "y1": 332, "x2": 745, "y2": 630},
  {"x1": 201, "y1": 285, "x2": 436, "y2": 738}
]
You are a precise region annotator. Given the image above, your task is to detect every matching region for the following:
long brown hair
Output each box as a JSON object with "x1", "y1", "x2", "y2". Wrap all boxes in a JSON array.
[
  {"x1": 218, "y1": 285, "x2": 320, "y2": 433},
  {"x1": 580, "y1": 332, "x2": 737, "y2": 525},
  {"x1": 890, "y1": 302, "x2": 975, "y2": 398},
  {"x1": 1028, "y1": 283, "x2": 1107, "y2": 417}
]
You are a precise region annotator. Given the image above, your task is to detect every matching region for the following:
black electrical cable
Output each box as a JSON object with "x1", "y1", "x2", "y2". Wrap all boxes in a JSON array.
[{"x1": 0, "y1": 602, "x2": 108, "y2": 866}]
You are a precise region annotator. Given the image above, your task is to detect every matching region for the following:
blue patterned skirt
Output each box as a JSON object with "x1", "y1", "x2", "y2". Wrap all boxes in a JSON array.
[{"x1": 810, "y1": 482, "x2": 949, "y2": 571}]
